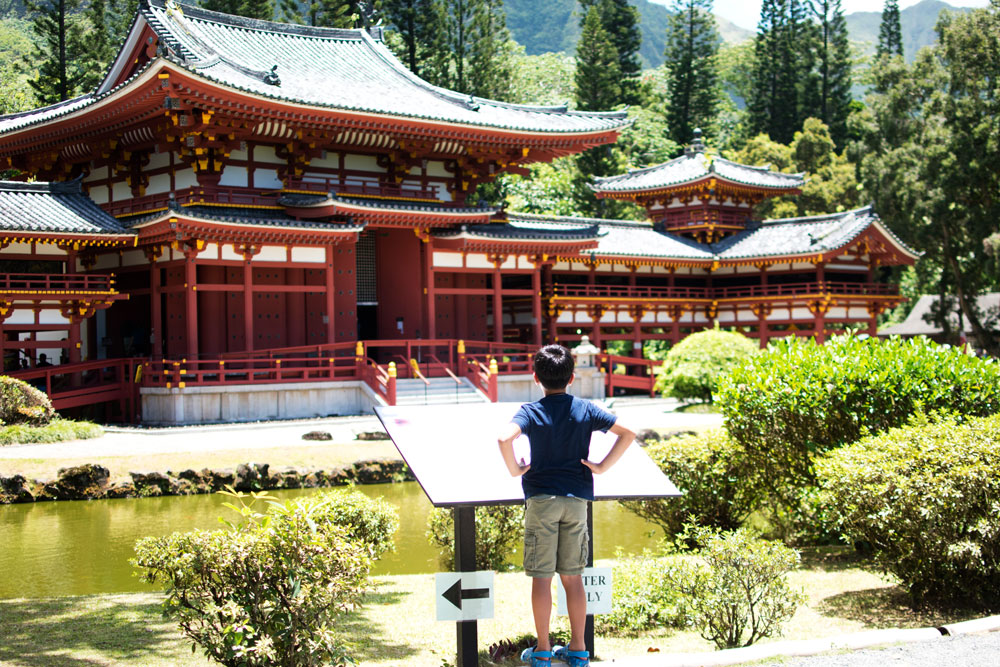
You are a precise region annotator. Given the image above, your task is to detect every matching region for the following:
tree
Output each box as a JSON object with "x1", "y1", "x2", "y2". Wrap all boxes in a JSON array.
[
  {"x1": 382, "y1": 0, "x2": 450, "y2": 83},
  {"x1": 809, "y1": 0, "x2": 852, "y2": 149},
  {"x1": 202, "y1": 0, "x2": 245, "y2": 14},
  {"x1": 747, "y1": 0, "x2": 798, "y2": 144},
  {"x1": 24, "y1": 0, "x2": 86, "y2": 104},
  {"x1": 444, "y1": 0, "x2": 478, "y2": 93},
  {"x1": 853, "y1": 1, "x2": 1000, "y2": 355},
  {"x1": 240, "y1": 0, "x2": 274, "y2": 20},
  {"x1": 579, "y1": 0, "x2": 643, "y2": 106},
  {"x1": 466, "y1": 0, "x2": 513, "y2": 100},
  {"x1": 876, "y1": 0, "x2": 903, "y2": 58},
  {"x1": 663, "y1": 0, "x2": 720, "y2": 148}
]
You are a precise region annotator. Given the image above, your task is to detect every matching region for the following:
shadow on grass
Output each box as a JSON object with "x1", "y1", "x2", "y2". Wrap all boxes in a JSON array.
[
  {"x1": 798, "y1": 545, "x2": 868, "y2": 572},
  {"x1": 0, "y1": 594, "x2": 182, "y2": 667},
  {"x1": 338, "y1": 588, "x2": 419, "y2": 663},
  {"x1": 817, "y1": 586, "x2": 978, "y2": 629}
]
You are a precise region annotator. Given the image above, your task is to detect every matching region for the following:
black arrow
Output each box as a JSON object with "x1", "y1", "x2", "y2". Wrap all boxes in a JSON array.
[{"x1": 442, "y1": 579, "x2": 490, "y2": 610}]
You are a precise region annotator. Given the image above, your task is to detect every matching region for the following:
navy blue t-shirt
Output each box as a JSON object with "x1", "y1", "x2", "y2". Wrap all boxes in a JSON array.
[{"x1": 511, "y1": 393, "x2": 618, "y2": 501}]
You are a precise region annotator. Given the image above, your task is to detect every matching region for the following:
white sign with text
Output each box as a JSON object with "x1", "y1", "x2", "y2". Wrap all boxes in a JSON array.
[{"x1": 556, "y1": 567, "x2": 612, "y2": 616}]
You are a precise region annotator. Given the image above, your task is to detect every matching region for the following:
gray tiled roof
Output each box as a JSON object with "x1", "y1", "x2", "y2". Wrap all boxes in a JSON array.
[
  {"x1": 879, "y1": 293, "x2": 1000, "y2": 336},
  {"x1": 280, "y1": 193, "x2": 498, "y2": 216},
  {"x1": 592, "y1": 152, "x2": 804, "y2": 193},
  {"x1": 0, "y1": 180, "x2": 132, "y2": 235},
  {"x1": 434, "y1": 218, "x2": 601, "y2": 241},
  {"x1": 145, "y1": 0, "x2": 627, "y2": 134},
  {"x1": 125, "y1": 204, "x2": 364, "y2": 232},
  {"x1": 714, "y1": 206, "x2": 891, "y2": 259}
]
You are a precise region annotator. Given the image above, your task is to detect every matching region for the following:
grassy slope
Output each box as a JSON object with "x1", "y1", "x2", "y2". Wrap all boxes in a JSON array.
[{"x1": 0, "y1": 551, "x2": 980, "y2": 667}]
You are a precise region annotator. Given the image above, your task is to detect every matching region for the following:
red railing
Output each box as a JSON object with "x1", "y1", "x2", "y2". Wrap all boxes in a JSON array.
[
  {"x1": 8, "y1": 358, "x2": 144, "y2": 422},
  {"x1": 286, "y1": 176, "x2": 440, "y2": 202},
  {"x1": 600, "y1": 354, "x2": 661, "y2": 397},
  {"x1": 463, "y1": 357, "x2": 498, "y2": 402},
  {"x1": 0, "y1": 273, "x2": 116, "y2": 292},
  {"x1": 660, "y1": 209, "x2": 749, "y2": 229},
  {"x1": 552, "y1": 281, "x2": 899, "y2": 301},
  {"x1": 101, "y1": 186, "x2": 281, "y2": 217},
  {"x1": 361, "y1": 359, "x2": 396, "y2": 405}
]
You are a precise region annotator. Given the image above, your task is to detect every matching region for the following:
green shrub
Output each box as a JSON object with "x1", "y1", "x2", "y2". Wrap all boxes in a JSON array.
[
  {"x1": 134, "y1": 489, "x2": 398, "y2": 667},
  {"x1": 620, "y1": 429, "x2": 762, "y2": 539},
  {"x1": 315, "y1": 488, "x2": 398, "y2": 561},
  {"x1": 678, "y1": 527, "x2": 803, "y2": 649},
  {"x1": 427, "y1": 505, "x2": 524, "y2": 571},
  {"x1": 0, "y1": 418, "x2": 102, "y2": 445},
  {"x1": 595, "y1": 552, "x2": 697, "y2": 635},
  {"x1": 0, "y1": 376, "x2": 54, "y2": 425},
  {"x1": 716, "y1": 335, "x2": 1000, "y2": 539},
  {"x1": 656, "y1": 329, "x2": 758, "y2": 402},
  {"x1": 817, "y1": 413, "x2": 1000, "y2": 608}
]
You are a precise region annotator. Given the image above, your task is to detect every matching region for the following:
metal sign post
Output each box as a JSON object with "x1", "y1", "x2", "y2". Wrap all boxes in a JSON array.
[{"x1": 375, "y1": 404, "x2": 680, "y2": 667}]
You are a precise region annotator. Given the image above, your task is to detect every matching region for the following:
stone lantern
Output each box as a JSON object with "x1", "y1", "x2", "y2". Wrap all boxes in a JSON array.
[
  {"x1": 570, "y1": 335, "x2": 604, "y2": 399},
  {"x1": 572, "y1": 335, "x2": 599, "y2": 367}
]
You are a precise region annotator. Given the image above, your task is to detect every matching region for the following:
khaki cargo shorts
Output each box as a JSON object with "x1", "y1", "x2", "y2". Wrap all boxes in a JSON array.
[{"x1": 523, "y1": 495, "x2": 589, "y2": 578}]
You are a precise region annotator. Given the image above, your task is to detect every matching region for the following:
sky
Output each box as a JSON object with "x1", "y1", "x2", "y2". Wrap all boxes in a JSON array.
[{"x1": 647, "y1": 0, "x2": 991, "y2": 32}]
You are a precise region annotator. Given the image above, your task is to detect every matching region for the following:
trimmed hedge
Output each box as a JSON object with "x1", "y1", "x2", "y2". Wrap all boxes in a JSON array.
[
  {"x1": 620, "y1": 429, "x2": 762, "y2": 539},
  {"x1": 0, "y1": 418, "x2": 102, "y2": 445},
  {"x1": 427, "y1": 504, "x2": 524, "y2": 571},
  {"x1": 656, "y1": 329, "x2": 758, "y2": 402},
  {"x1": 0, "y1": 376, "x2": 54, "y2": 425},
  {"x1": 817, "y1": 413, "x2": 1000, "y2": 608},
  {"x1": 717, "y1": 335, "x2": 1000, "y2": 489}
]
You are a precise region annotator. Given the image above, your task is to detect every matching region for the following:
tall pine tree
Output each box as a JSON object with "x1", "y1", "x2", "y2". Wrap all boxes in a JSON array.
[
  {"x1": 467, "y1": 0, "x2": 512, "y2": 100},
  {"x1": 24, "y1": 0, "x2": 86, "y2": 104},
  {"x1": 747, "y1": 0, "x2": 798, "y2": 143},
  {"x1": 382, "y1": 0, "x2": 450, "y2": 83},
  {"x1": 876, "y1": 0, "x2": 903, "y2": 58},
  {"x1": 445, "y1": 0, "x2": 479, "y2": 93},
  {"x1": 579, "y1": 0, "x2": 642, "y2": 106},
  {"x1": 809, "y1": 0, "x2": 852, "y2": 149},
  {"x1": 663, "y1": 0, "x2": 720, "y2": 148}
]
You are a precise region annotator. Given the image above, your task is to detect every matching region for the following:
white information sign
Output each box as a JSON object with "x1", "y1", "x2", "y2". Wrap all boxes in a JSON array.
[
  {"x1": 556, "y1": 567, "x2": 613, "y2": 616},
  {"x1": 435, "y1": 571, "x2": 495, "y2": 622}
]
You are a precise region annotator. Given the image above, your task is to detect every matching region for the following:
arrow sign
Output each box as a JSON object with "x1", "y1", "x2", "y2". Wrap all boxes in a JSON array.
[
  {"x1": 435, "y1": 572, "x2": 494, "y2": 621},
  {"x1": 442, "y1": 579, "x2": 491, "y2": 610}
]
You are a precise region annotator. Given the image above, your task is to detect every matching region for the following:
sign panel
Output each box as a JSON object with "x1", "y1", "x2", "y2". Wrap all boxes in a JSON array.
[
  {"x1": 556, "y1": 567, "x2": 613, "y2": 616},
  {"x1": 435, "y1": 571, "x2": 494, "y2": 621},
  {"x1": 375, "y1": 404, "x2": 680, "y2": 507}
]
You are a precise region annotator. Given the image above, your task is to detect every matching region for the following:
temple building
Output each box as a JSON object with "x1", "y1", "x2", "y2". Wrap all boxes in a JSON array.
[{"x1": 0, "y1": 0, "x2": 918, "y2": 421}]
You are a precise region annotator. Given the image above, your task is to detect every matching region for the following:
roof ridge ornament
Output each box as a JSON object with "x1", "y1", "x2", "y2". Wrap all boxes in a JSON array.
[
  {"x1": 684, "y1": 128, "x2": 706, "y2": 156},
  {"x1": 263, "y1": 65, "x2": 280, "y2": 86}
]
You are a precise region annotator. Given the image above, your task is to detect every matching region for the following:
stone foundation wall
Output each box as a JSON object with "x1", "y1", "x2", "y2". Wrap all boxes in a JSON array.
[{"x1": 0, "y1": 458, "x2": 413, "y2": 504}]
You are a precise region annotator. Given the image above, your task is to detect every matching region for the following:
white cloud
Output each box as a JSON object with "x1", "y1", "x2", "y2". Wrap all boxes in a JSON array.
[{"x1": 648, "y1": 0, "x2": 990, "y2": 33}]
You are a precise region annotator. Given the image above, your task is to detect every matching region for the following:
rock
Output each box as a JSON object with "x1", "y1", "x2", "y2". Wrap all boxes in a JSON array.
[
  {"x1": 176, "y1": 469, "x2": 206, "y2": 484},
  {"x1": 47, "y1": 464, "x2": 112, "y2": 500},
  {"x1": 635, "y1": 429, "x2": 661, "y2": 445},
  {"x1": 302, "y1": 472, "x2": 322, "y2": 488},
  {"x1": 234, "y1": 462, "x2": 269, "y2": 491},
  {"x1": 203, "y1": 468, "x2": 235, "y2": 491},
  {"x1": 105, "y1": 482, "x2": 136, "y2": 499},
  {"x1": 355, "y1": 430, "x2": 390, "y2": 441},
  {"x1": 270, "y1": 468, "x2": 303, "y2": 489},
  {"x1": 0, "y1": 474, "x2": 34, "y2": 503},
  {"x1": 302, "y1": 430, "x2": 332, "y2": 441},
  {"x1": 130, "y1": 471, "x2": 173, "y2": 496}
]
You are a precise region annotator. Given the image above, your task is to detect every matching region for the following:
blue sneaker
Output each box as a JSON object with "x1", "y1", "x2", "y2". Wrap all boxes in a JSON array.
[
  {"x1": 554, "y1": 645, "x2": 590, "y2": 667},
  {"x1": 520, "y1": 645, "x2": 552, "y2": 666}
]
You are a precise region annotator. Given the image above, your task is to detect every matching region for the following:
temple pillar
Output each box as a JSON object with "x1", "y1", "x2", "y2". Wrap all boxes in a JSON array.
[
  {"x1": 69, "y1": 318, "x2": 81, "y2": 363},
  {"x1": 424, "y1": 242, "x2": 436, "y2": 339},
  {"x1": 243, "y1": 259, "x2": 254, "y2": 352},
  {"x1": 185, "y1": 254, "x2": 198, "y2": 357},
  {"x1": 531, "y1": 266, "x2": 542, "y2": 347},
  {"x1": 150, "y1": 262, "x2": 162, "y2": 358},
  {"x1": 492, "y1": 266, "x2": 503, "y2": 344},
  {"x1": 455, "y1": 273, "x2": 468, "y2": 340},
  {"x1": 325, "y1": 246, "x2": 336, "y2": 345}
]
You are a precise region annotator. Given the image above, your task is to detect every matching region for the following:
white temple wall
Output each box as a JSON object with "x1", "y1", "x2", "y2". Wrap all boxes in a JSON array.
[
  {"x1": 253, "y1": 168, "x2": 282, "y2": 189},
  {"x1": 147, "y1": 151, "x2": 171, "y2": 170},
  {"x1": 848, "y1": 307, "x2": 871, "y2": 319},
  {"x1": 253, "y1": 145, "x2": 283, "y2": 165},
  {"x1": 120, "y1": 250, "x2": 147, "y2": 267},
  {"x1": 174, "y1": 168, "x2": 199, "y2": 189},
  {"x1": 344, "y1": 154, "x2": 379, "y2": 173},
  {"x1": 146, "y1": 173, "x2": 171, "y2": 195},
  {"x1": 112, "y1": 181, "x2": 132, "y2": 201},
  {"x1": 424, "y1": 160, "x2": 452, "y2": 178},
  {"x1": 1, "y1": 242, "x2": 34, "y2": 256},
  {"x1": 219, "y1": 165, "x2": 249, "y2": 188},
  {"x1": 291, "y1": 247, "x2": 326, "y2": 263}
]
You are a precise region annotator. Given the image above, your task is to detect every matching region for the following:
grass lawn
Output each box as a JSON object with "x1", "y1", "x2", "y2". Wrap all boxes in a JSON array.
[
  {"x1": 0, "y1": 441, "x2": 399, "y2": 483},
  {"x1": 0, "y1": 419, "x2": 103, "y2": 446},
  {"x1": 0, "y1": 549, "x2": 981, "y2": 667}
]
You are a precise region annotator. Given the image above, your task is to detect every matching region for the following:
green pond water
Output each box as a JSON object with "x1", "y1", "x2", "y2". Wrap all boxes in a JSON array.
[{"x1": 0, "y1": 482, "x2": 661, "y2": 599}]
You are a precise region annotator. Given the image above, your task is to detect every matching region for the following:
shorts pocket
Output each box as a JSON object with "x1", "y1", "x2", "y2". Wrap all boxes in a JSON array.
[
  {"x1": 579, "y1": 529, "x2": 590, "y2": 568},
  {"x1": 523, "y1": 528, "x2": 537, "y2": 572}
]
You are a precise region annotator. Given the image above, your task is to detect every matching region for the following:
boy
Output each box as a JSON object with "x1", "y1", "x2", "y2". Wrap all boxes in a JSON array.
[{"x1": 498, "y1": 344, "x2": 635, "y2": 667}]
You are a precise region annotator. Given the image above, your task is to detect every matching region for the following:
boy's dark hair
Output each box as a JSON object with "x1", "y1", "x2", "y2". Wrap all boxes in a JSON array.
[{"x1": 533, "y1": 344, "x2": 574, "y2": 390}]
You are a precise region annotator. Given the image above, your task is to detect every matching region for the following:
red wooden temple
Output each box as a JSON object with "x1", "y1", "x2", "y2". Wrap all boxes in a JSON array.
[{"x1": 0, "y1": 1, "x2": 918, "y2": 422}]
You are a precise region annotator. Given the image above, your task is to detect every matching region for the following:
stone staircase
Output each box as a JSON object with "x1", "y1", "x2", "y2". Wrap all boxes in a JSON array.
[{"x1": 394, "y1": 376, "x2": 489, "y2": 406}]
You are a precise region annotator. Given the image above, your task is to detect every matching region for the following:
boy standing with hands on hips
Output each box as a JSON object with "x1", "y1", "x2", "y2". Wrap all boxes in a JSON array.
[{"x1": 498, "y1": 344, "x2": 636, "y2": 667}]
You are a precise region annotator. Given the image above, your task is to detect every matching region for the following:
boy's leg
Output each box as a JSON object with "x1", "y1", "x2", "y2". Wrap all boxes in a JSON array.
[
  {"x1": 531, "y1": 577, "x2": 554, "y2": 652},
  {"x1": 559, "y1": 573, "x2": 587, "y2": 652}
]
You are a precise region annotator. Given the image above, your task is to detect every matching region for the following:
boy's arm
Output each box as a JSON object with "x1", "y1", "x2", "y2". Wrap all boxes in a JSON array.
[
  {"x1": 582, "y1": 421, "x2": 635, "y2": 475},
  {"x1": 498, "y1": 422, "x2": 530, "y2": 477}
]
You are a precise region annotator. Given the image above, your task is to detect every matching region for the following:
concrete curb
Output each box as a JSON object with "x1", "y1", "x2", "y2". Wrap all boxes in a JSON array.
[{"x1": 593, "y1": 615, "x2": 1000, "y2": 666}]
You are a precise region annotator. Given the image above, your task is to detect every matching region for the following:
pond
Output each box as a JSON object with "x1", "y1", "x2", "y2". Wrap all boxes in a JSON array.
[{"x1": 0, "y1": 482, "x2": 662, "y2": 598}]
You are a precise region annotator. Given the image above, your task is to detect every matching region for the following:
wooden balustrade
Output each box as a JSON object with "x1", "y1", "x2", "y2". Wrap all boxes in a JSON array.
[
  {"x1": 0, "y1": 273, "x2": 115, "y2": 292},
  {"x1": 286, "y1": 176, "x2": 440, "y2": 202},
  {"x1": 552, "y1": 281, "x2": 898, "y2": 301},
  {"x1": 600, "y1": 353, "x2": 660, "y2": 397},
  {"x1": 9, "y1": 358, "x2": 144, "y2": 422},
  {"x1": 101, "y1": 186, "x2": 280, "y2": 217}
]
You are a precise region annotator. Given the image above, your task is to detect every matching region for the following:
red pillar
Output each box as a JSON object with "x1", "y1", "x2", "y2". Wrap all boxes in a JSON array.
[
  {"x1": 69, "y1": 318, "x2": 81, "y2": 363},
  {"x1": 325, "y1": 245, "x2": 336, "y2": 345},
  {"x1": 532, "y1": 266, "x2": 542, "y2": 347},
  {"x1": 493, "y1": 266, "x2": 503, "y2": 344},
  {"x1": 425, "y1": 242, "x2": 436, "y2": 339},
  {"x1": 243, "y1": 259, "x2": 254, "y2": 352},
  {"x1": 455, "y1": 273, "x2": 468, "y2": 340},
  {"x1": 185, "y1": 255, "x2": 199, "y2": 357},
  {"x1": 150, "y1": 262, "x2": 162, "y2": 358}
]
